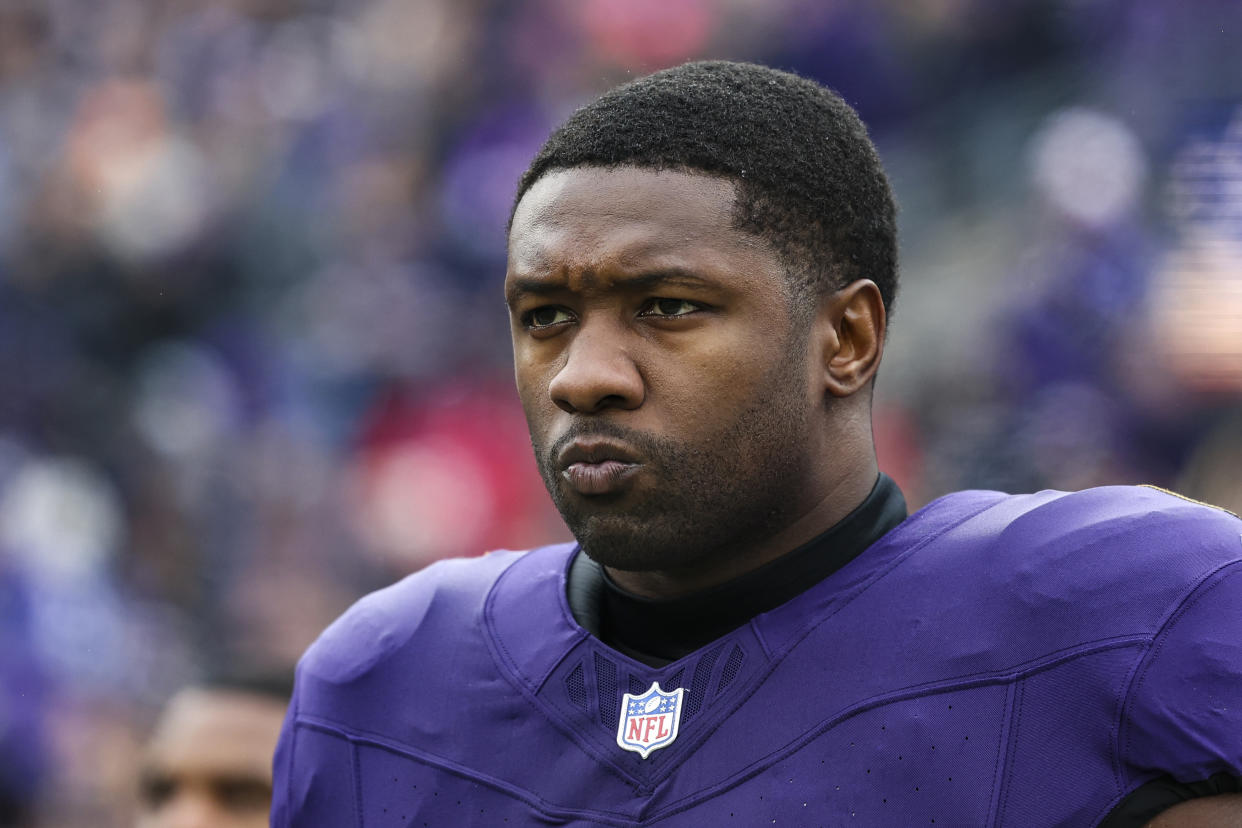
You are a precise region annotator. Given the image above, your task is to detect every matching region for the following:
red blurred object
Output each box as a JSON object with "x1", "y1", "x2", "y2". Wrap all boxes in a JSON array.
[
  {"x1": 349, "y1": 381, "x2": 567, "y2": 572},
  {"x1": 570, "y1": 0, "x2": 714, "y2": 70}
]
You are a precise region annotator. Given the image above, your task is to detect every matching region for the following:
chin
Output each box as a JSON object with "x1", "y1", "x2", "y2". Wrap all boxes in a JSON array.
[{"x1": 569, "y1": 513, "x2": 706, "y2": 573}]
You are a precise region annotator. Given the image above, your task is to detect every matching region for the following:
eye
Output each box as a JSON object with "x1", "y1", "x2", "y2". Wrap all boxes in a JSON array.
[
  {"x1": 139, "y1": 774, "x2": 176, "y2": 809},
  {"x1": 522, "y1": 306, "x2": 574, "y2": 329},
  {"x1": 641, "y1": 298, "x2": 700, "y2": 318},
  {"x1": 214, "y1": 778, "x2": 273, "y2": 813}
]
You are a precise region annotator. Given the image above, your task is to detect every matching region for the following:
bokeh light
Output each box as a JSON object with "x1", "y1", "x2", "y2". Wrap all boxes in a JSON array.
[{"x1": 1029, "y1": 107, "x2": 1147, "y2": 228}]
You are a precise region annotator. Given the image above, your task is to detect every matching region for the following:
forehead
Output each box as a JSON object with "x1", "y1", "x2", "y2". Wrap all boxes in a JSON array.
[
  {"x1": 507, "y1": 167, "x2": 778, "y2": 287},
  {"x1": 144, "y1": 689, "x2": 286, "y2": 777}
]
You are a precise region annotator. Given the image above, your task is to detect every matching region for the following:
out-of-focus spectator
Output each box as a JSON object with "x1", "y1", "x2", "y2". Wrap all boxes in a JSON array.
[{"x1": 135, "y1": 673, "x2": 291, "y2": 828}]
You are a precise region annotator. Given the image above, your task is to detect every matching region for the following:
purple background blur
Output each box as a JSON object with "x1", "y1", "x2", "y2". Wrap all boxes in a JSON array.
[{"x1": 1, "y1": 1, "x2": 1241, "y2": 824}]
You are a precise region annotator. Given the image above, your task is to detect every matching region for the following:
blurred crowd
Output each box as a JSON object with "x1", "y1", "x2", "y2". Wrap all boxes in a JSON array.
[{"x1": 0, "y1": 0, "x2": 1240, "y2": 824}]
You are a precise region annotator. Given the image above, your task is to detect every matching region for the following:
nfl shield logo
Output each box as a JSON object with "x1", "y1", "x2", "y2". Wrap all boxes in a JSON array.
[{"x1": 616, "y1": 681, "x2": 684, "y2": 759}]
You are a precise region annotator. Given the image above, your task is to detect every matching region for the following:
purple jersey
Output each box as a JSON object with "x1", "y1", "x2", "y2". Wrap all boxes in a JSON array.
[{"x1": 272, "y1": 486, "x2": 1242, "y2": 825}]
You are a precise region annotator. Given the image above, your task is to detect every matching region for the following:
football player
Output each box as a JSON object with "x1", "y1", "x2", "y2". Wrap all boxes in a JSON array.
[{"x1": 273, "y1": 61, "x2": 1242, "y2": 826}]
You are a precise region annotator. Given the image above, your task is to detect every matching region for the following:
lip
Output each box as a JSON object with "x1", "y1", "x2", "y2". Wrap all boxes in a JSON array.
[
  {"x1": 557, "y1": 439, "x2": 642, "y2": 496},
  {"x1": 562, "y1": 460, "x2": 639, "y2": 495},
  {"x1": 557, "y1": 438, "x2": 640, "y2": 469}
]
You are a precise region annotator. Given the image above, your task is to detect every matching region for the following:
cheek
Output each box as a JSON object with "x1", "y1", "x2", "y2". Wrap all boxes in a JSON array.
[
  {"x1": 512, "y1": 350, "x2": 545, "y2": 403},
  {"x1": 649, "y1": 354, "x2": 784, "y2": 439},
  {"x1": 513, "y1": 364, "x2": 556, "y2": 436},
  {"x1": 664, "y1": 331, "x2": 787, "y2": 400}
]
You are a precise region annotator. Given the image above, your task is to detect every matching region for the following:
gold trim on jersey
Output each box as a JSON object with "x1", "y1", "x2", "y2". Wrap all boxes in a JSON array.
[{"x1": 1139, "y1": 484, "x2": 1240, "y2": 520}]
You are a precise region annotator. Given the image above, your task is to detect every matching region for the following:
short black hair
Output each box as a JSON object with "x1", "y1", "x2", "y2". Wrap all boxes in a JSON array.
[
  {"x1": 200, "y1": 665, "x2": 295, "y2": 704},
  {"x1": 513, "y1": 60, "x2": 898, "y2": 315}
]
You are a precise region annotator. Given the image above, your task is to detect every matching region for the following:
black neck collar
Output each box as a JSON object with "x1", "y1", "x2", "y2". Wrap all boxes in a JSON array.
[{"x1": 566, "y1": 473, "x2": 908, "y2": 666}]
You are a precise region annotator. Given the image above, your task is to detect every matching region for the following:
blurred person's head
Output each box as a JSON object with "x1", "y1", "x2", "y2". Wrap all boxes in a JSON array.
[{"x1": 136, "y1": 672, "x2": 291, "y2": 828}]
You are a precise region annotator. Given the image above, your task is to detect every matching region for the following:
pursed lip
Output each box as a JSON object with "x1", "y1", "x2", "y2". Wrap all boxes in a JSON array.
[
  {"x1": 557, "y1": 439, "x2": 642, "y2": 496},
  {"x1": 557, "y1": 439, "x2": 641, "y2": 470}
]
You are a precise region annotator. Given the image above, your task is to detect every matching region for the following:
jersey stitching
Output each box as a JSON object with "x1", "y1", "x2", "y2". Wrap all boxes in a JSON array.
[
  {"x1": 771, "y1": 493, "x2": 1008, "y2": 662},
  {"x1": 638, "y1": 637, "x2": 1148, "y2": 824},
  {"x1": 294, "y1": 717, "x2": 640, "y2": 826},
  {"x1": 993, "y1": 679, "x2": 1025, "y2": 826},
  {"x1": 350, "y1": 737, "x2": 363, "y2": 828},
  {"x1": 1109, "y1": 641, "x2": 1150, "y2": 800},
  {"x1": 749, "y1": 615, "x2": 772, "y2": 659},
  {"x1": 1117, "y1": 556, "x2": 1242, "y2": 787},
  {"x1": 485, "y1": 545, "x2": 586, "y2": 694},
  {"x1": 481, "y1": 585, "x2": 645, "y2": 791},
  {"x1": 986, "y1": 680, "x2": 1017, "y2": 827}
]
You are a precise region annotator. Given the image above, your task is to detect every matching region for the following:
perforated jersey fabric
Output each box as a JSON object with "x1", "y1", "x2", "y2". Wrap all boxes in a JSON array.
[{"x1": 272, "y1": 485, "x2": 1242, "y2": 826}]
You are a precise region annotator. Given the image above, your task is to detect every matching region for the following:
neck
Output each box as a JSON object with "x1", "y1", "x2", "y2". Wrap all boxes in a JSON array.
[{"x1": 605, "y1": 452, "x2": 880, "y2": 599}]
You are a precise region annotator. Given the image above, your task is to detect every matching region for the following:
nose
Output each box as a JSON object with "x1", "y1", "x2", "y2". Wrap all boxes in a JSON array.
[{"x1": 547, "y1": 322, "x2": 644, "y2": 414}]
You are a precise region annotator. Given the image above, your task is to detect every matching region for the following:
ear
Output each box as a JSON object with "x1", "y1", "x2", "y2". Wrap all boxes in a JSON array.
[{"x1": 814, "y1": 279, "x2": 886, "y2": 398}]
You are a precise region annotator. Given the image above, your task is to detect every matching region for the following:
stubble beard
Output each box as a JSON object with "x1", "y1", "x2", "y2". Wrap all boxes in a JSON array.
[{"x1": 532, "y1": 356, "x2": 814, "y2": 574}]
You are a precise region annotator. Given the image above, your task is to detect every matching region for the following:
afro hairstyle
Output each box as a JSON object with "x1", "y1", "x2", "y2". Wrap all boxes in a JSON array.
[{"x1": 512, "y1": 60, "x2": 898, "y2": 315}]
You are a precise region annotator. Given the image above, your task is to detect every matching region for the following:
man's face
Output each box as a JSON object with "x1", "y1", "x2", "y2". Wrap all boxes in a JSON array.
[
  {"x1": 136, "y1": 688, "x2": 286, "y2": 828},
  {"x1": 506, "y1": 166, "x2": 826, "y2": 574}
]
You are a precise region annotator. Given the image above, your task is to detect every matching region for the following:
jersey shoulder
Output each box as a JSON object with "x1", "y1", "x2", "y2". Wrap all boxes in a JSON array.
[
  {"x1": 928, "y1": 482, "x2": 1242, "y2": 580},
  {"x1": 294, "y1": 544, "x2": 575, "y2": 719},
  {"x1": 899, "y1": 484, "x2": 1242, "y2": 649}
]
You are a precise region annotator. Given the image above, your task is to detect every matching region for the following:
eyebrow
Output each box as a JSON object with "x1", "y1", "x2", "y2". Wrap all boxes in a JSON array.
[{"x1": 505, "y1": 268, "x2": 717, "y2": 304}]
